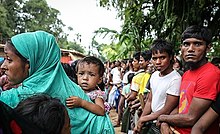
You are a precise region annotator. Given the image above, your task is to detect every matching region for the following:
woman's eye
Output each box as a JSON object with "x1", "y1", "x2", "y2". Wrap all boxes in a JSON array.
[{"x1": 4, "y1": 57, "x2": 12, "y2": 62}]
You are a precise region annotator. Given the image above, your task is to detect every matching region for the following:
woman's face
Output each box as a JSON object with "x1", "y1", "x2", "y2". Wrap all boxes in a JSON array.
[{"x1": 1, "y1": 43, "x2": 29, "y2": 85}]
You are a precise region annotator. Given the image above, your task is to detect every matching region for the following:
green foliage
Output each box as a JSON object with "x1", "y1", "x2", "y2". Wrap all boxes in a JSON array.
[
  {"x1": 20, "y1": 0, "x2": 65, "y2": 39},
  {"x1": 0, "y1": 1, "x2": 76, "y2": 53},
  {"x1": 0, "y1": 4, "x2": 12, "y2": 37},
  {"x1": 0, "y1": 0, "x2": 85, "y2": 53},
  {"x1": 66, "y1": 41, "x2": 85, "y2": 54},
  {"x1": 95, "y1": 0, "x2": 220, "y2": 60}
]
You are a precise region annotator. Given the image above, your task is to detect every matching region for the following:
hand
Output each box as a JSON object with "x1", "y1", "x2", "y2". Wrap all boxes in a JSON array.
[
  {"x1": 133, "y1": 119, "x2": 144, "y2": 134},
  {"x1": 160, "y1": 122, "x2": 173, "y2": 134},
  {"x1": 66, "y1": 96, "x2": 82, "y2": 108},
  {"x1": 157, "y1": 115, "x2": 166, "y2": 122}
]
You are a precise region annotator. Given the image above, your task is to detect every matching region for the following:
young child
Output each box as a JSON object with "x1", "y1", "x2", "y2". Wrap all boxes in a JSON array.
[{"x1": 66, "y1": 56, "x2": 110, "y2": 116}]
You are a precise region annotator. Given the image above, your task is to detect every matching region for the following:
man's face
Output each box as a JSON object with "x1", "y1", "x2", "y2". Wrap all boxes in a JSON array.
[
  {"x1": 132, "y1": 58, "x2": 140, "y2": 71},
  {"x1": 139, "y1": 56, "x2": 148, "y2": 69},
  {"x1": 151, "y1": 51, "x2": 172, "y2": 74},
  {"x1": 181, "y1": 38, "x2": 209, "y2": 67}
]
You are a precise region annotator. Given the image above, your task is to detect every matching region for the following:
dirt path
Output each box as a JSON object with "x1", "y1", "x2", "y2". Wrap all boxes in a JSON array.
[{"x1": 109, "y1": 109, "x2": 121, "y2": 134}]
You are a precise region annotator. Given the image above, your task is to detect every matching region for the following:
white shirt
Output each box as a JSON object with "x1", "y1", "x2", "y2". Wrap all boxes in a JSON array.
[
  {"x1": 150, "y1": 70, "x2": 181, "y2": 113},
  {"x1": 111, "y1": 67, "x2": 122, "y2": 84}
]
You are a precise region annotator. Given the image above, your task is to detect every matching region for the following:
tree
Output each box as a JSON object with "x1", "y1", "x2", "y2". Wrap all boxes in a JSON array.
[
  {"x1": 96, "y1": 0, "x2": 220, "y2": 59},
  {"x1": 0, "y1": 0, "x2": 75, "y2": 50},
  {"x1": 20, "y1": 0, "x2": 66, "y2": 40},
  {"x1": 0, "y1": 4, "x2": 11, "y2": 39},
  {"x1": 0, "y1": 0, "x2": 22, "y2": 38}
]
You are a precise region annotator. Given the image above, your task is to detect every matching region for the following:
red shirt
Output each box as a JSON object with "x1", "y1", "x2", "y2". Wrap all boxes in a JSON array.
[{"x1": 176, "y1": 63, "x2": 220, "y2": 134}]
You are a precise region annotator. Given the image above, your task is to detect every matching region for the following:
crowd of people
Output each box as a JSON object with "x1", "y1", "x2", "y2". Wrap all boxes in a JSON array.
[
  {"x1": 103, "y1": 25, "x2": 220, "y2": 134},
  {"x1": 0, "y1": 25, "x2": 219, "y2": 134}
]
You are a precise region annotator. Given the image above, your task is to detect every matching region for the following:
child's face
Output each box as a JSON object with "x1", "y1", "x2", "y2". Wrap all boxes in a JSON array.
[{"x1": 77, "y1": 63, "x2": 102, "y2": 92}]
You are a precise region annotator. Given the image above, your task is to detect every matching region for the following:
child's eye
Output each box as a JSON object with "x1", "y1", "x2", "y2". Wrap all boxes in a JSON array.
[
  {"x1": 78, "y1": 72, "x2": 84, "y2": 76},
  {"x1": 89, "y1": 74, "x2": 95, "y2": 77}
]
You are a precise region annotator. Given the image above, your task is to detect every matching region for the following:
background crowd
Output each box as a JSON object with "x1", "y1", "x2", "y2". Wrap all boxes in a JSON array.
[{"x1": 0, "y1": 25, "x2": 219, "y2": 134}]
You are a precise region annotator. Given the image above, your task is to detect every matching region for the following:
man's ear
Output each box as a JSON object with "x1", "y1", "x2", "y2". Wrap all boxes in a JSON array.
[{"x1": 206, "y1": 43, "x2": 212, "y2": 53}]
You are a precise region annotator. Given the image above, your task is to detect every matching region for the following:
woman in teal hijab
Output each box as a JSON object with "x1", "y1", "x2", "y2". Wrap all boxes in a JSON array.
[{"x1": 0, "y1": 31, "x2": 114, "y2": 134}]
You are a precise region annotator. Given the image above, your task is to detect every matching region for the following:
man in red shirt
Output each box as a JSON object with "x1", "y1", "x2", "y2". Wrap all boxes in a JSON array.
[{"x1": 157, "y1": 25, "x2": 220, "y2": 134}]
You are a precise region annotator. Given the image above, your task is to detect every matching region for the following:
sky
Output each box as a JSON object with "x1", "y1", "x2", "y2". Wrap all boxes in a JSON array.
[{"x1": 46, "y1": 0, "x2": 122, "y2": 49}]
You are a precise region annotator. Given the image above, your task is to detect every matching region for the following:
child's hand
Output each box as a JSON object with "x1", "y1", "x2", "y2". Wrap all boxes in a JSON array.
[{"x1": 66, "y1": 96, "x2": 82, "y2": 108}]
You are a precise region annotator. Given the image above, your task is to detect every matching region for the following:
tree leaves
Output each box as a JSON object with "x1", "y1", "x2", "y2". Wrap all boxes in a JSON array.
[{"x1": 95, "y1": 0, "x2": 220, "y2": 60}]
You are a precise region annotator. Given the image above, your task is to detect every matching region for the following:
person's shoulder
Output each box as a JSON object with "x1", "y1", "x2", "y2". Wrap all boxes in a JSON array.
[
  {"x1": 171, "y1": 70, "x2": 182, "y2": 78},
  {"x1": 144, "y1": 72, "x2": 151, "y2": 76},
  {"x1": 134, "y1": 72, "x2": 145, "y2": 79},
  {"x1": 151, "y1": 71, "x2": 160, "y2": 77},
  {"x1": 200, "y1": 62, "x2": 220, "y2": 76}
]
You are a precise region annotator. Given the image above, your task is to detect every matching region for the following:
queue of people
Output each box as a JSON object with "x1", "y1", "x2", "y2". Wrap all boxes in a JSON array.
[
  {"x1": 104, "y1": 25, "x2": 220, "y2": 134},
  {"x1": 0, "y1": 25, "x2": 219, "y2": 134}
]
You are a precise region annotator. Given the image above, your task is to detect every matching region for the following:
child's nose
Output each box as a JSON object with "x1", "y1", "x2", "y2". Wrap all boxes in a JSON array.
[{"x1": 82, "y1": 74, "x2": 89, "y2": 79}]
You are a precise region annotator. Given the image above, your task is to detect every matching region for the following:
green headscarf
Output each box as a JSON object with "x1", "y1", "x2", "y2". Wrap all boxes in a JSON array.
[{"x1": 0, "y1": 31, "x2": 114, "y2": 134}]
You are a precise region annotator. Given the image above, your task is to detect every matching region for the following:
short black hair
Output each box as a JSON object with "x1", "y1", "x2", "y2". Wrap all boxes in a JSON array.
[
  {"x1": 181, "y1": 25, "x2": 212, "y2": 45},
  {"x1": 133, "y1": 51, "x2": 141, "y2": 61},
  {"x1": 150, "y1": 39, "x2": 174, "y2": 57},
  {"x1": 127, "y1": 73, "x2": 135, "y2": 83},
  {"x1": 76, "y1": 56, "x2": 105, "y2": 77},
  {"x1": 14, "y1": 94, "x2": 67, "y2": 134},
  {"x1": 211, "y1": 57, "x2": 220, "y2": 64},
  {"x1": 140, "y1": 50, "x2": 152, "y2": 61}
]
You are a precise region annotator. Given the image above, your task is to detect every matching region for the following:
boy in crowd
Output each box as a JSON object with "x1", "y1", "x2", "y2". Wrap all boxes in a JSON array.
[{"x1": 134, "y1": 39, "x2": 181, "y2": 133}]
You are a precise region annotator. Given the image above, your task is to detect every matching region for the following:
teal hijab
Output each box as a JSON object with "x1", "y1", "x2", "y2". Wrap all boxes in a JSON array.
[{"x1": 0, "y1": 31, "x2": 114, "y2": 134}]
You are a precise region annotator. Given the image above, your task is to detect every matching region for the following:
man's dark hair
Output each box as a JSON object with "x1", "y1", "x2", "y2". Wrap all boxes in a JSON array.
[
  {"x1": 128, "y1": 73, "x2": 135, "y2": 83},
  {"x1": 133, "y1": 51, "x2": 141, "y2": 61},
  {"x1": 140, "y1": 50, "x2": 152, "y2": 61},
  {"x1": 211, "y1": 57, "x2": 220, "y2": 65},
  {"x1": 150, "y1": 39, "x2": 174, "y2": 58},
  {"x1": 76, "y1": 56, "x2": 105, "y2": 77},
  {"x1": 181, "y1": 25, "x2": 212, "y2": 45},
  {"x1": 14, "y1": 94, "x2": 67, "y2": 134}
]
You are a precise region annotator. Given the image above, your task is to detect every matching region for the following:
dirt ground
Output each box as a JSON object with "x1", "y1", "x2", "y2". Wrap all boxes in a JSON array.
[{"x1": 109, "y1": 108, "x2": 122, "y2": 134}]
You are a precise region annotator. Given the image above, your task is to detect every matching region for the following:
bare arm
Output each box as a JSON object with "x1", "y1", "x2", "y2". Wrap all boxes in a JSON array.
[
  {"x1": 140, "y1": 94, "x2": 179, "y2": 123},
  {"x1": 66, "y1": 96, "x2": 105, "y2": 116},
  {"x1": 134, "y1": 94, "x2": 179, "y2": 133},
  {"x1": 141, "y1": 91, "x2": 152, "y2": 116},
  {"x1": 191, "y1": 107, "x2": 219, "y2": 134},
  {"x1": 126, "y1": 90, "x2": 138, "y2": 102},
  {"x1": 158, "y1": 97, "x2": 212, "y2": 127}
]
